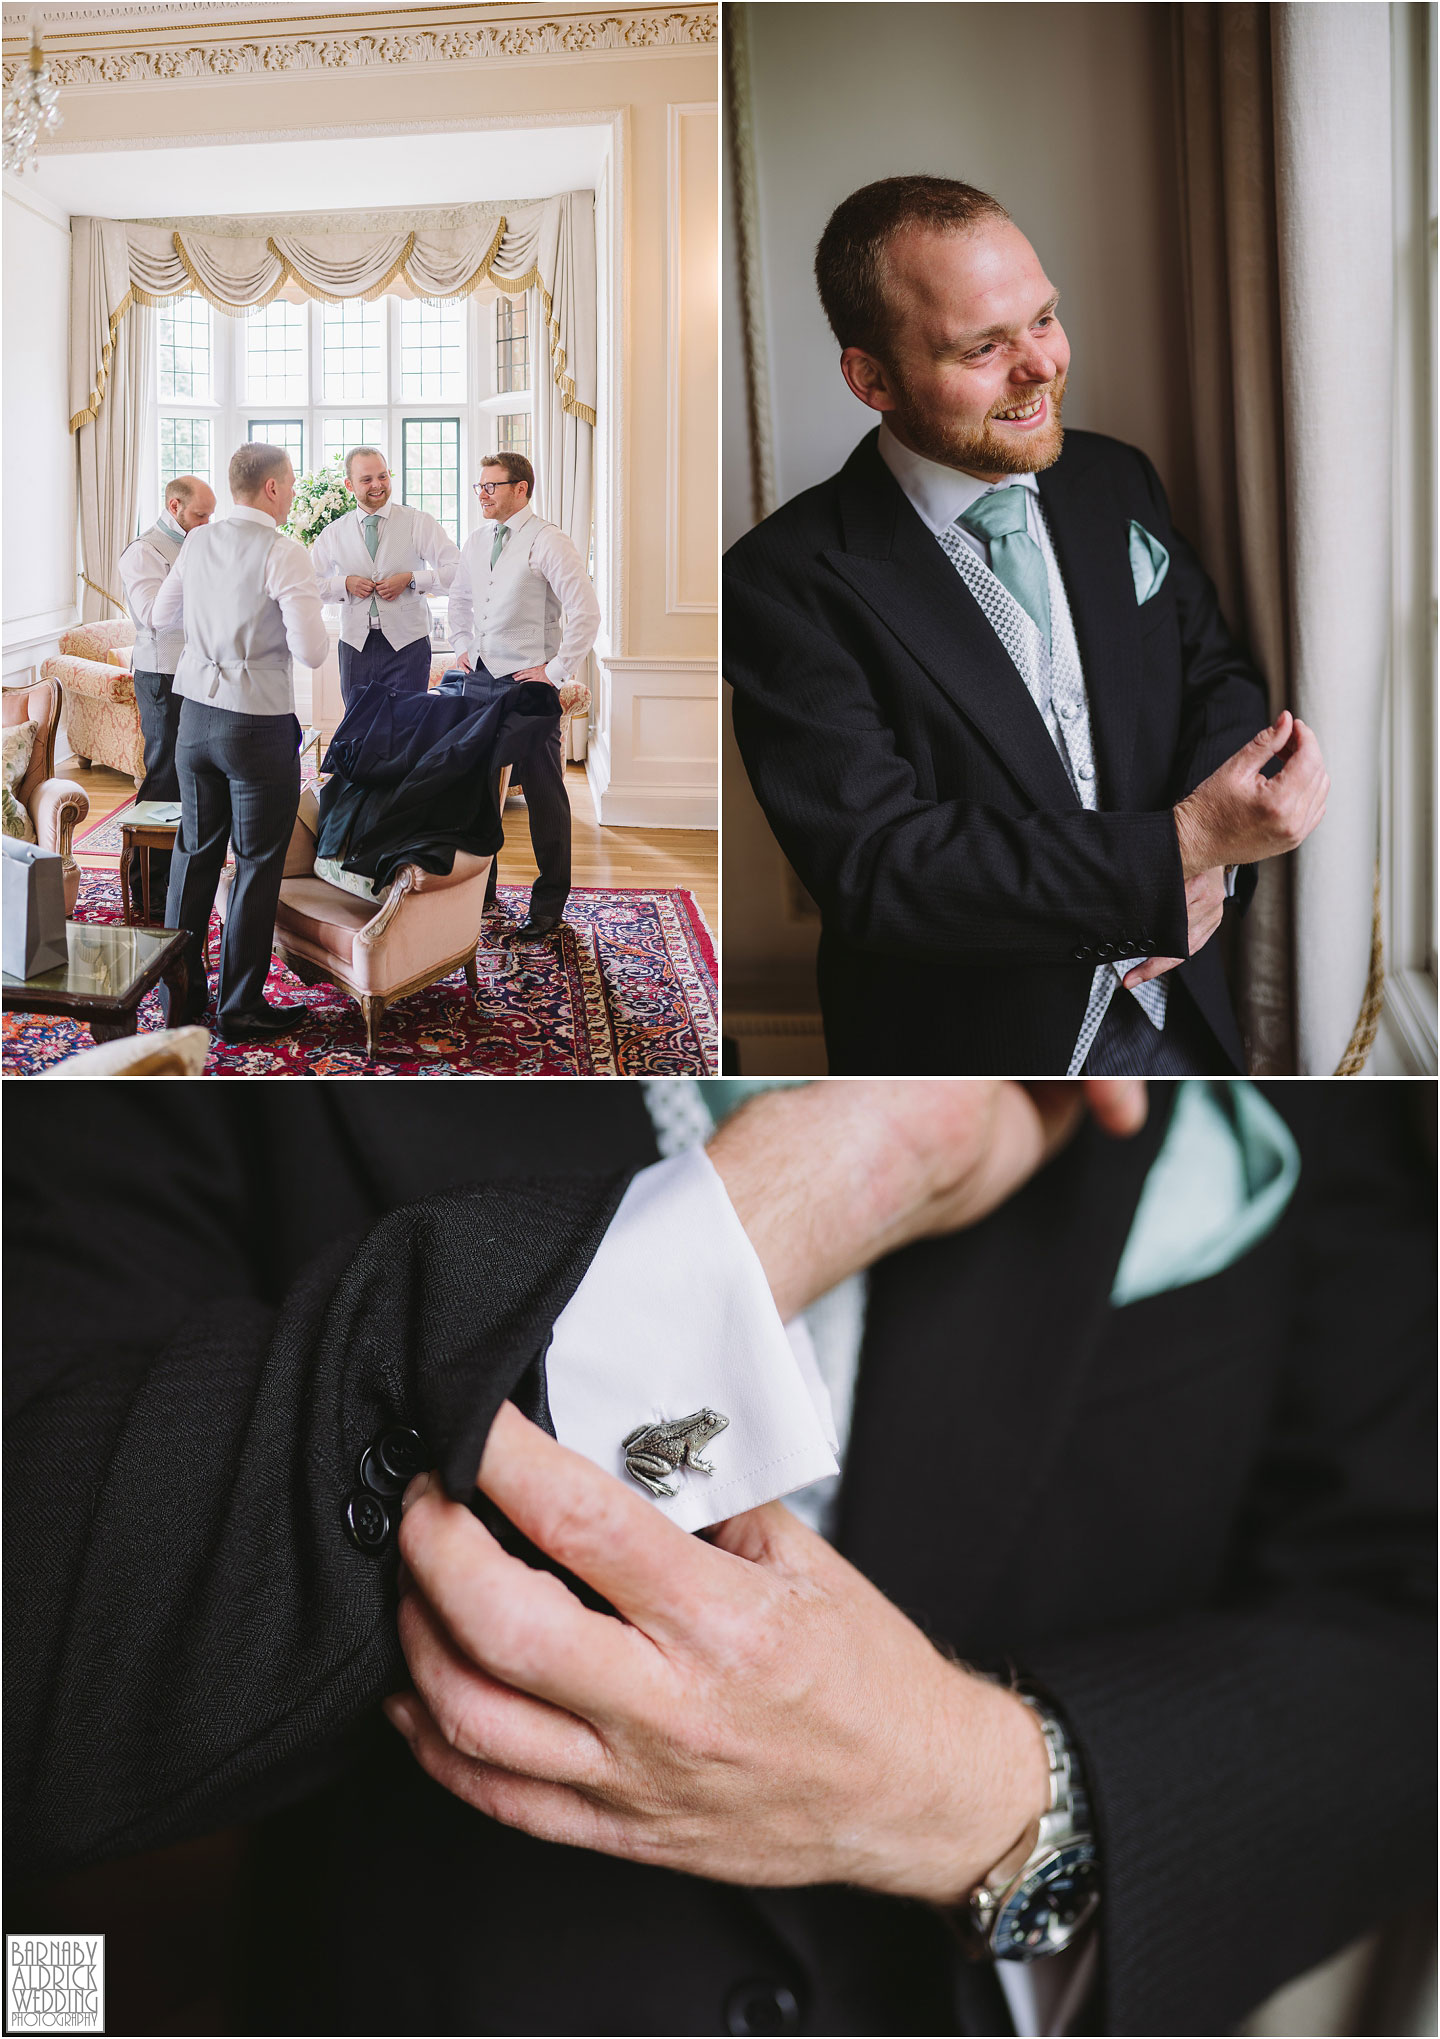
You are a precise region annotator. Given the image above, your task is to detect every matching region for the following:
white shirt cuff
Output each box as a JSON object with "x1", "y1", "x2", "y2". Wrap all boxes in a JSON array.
[{"x1": 545, "y1": 1148, "x2": 840, "y2": 1533}]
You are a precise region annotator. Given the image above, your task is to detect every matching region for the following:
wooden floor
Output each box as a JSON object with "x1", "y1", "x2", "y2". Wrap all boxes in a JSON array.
[{"x1": 64, "y1": 754, "x2": 719, "y2": 931}]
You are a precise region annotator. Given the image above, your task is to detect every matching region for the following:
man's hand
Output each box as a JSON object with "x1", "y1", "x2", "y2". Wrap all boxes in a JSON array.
[
  {"x1": 1173, "y1": 710, "x2": 1329, "y2": 879},
  {"x1": 708, "y1": 1079, "x2": 1147, "y2": 1321},
  {"x1": 1122, "y1": 867, "x2": 1226, "y2": 990},
  {"x1": 511, "y1": 663, "x2": 554, "y2": 686},
  {"x1": 390, "y1": 1405, "x2": 1050, "y2": 1904},
  {"x1": 344, "y1": 574, "x2": 376, "y2": 599},
  {"x1": 451, "y1": 653, "x2": 473, "y2": 673},
  {"x1": 374, "y1": 571, "x2": 413, "y2": 602}
]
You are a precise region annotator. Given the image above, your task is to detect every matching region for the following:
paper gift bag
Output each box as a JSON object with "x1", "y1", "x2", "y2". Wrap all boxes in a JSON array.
[{"x1": 2, "y1": 837, "x2": 69, "y2": 979}]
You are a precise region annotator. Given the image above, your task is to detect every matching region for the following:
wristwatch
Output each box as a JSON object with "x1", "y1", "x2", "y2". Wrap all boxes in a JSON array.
[{"x1": 966, "y1": 1691, "x2": 1100, "y2": 1962}]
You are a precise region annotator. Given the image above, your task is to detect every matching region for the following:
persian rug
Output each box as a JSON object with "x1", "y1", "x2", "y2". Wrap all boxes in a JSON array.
[
  {"x1": 73, "y1": 748, "x2": 324, "y2": 864},
  {"x1": 2, "y1": 874, "x2": 717, "y2": 1077}
]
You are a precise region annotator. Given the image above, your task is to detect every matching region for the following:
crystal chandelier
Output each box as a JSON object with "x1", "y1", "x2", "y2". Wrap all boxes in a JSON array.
[{"x1": 3, "y1": 20, "x2": 62, "y2": 176}]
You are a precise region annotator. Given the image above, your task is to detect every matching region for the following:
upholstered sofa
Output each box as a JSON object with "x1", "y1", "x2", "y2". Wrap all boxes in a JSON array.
[
  {"x1": 3, "y1": 677, "x2": 89, "y2": 913},
  {"x1": 217, "y1": 779, "x2": 508, "y2": 1055},
  {"x1": 42, "y1": 620, "x2": 144, "y2": 783}
]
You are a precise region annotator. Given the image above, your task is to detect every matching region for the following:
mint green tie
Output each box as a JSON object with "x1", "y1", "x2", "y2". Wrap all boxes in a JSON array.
[
  {"x1": 490, "y1": 520, "x2": 510, "y2": 570},
  {"x1": 363, "y1": 513, "x2": 380, "y2": 621},
  {"x1": 956, "y1": 487, "x2": 1051, "y2": 649}
]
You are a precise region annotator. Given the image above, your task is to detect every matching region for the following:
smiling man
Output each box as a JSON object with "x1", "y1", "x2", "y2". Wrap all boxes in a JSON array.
[{"x1": 725, "y1": 176, "x2": 1330, "y2": 1074}]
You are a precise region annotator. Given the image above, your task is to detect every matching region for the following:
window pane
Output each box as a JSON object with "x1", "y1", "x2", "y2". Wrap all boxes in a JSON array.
[
  {"x1": 401, "y1": 417, "x2": 460, "y2": 544},
  {"x1": 245, "y1": 300, "x2": 307, "y2": 403},
  {"x1": 159, "y1": 293, "x2": 211, "y2": 401},
  {"x1": 321, "y1": 299, "x2": 385, "y2": 403},
  {"x1": 400, "y1": 300, "x2": 465, "y2": 399},
  {"x1": 495, "y1": 294, "x2": 529, "y2": 394},
  {"x1": 322, "y1": 417, "x2": 388, "y2": 471},
  {"x1": 247, "y1": 418, "x2": 305, "y2": 473},
  {"x1": 493, "y1": 412, "x2": 531, "y2": 463},
  {"x1": 160, "y1": 416, "x2": 212, "y2": 490}
]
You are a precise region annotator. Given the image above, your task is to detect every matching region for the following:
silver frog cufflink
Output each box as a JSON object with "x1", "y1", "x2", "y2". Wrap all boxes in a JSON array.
[{"x1": 622, "y1": 1408, "x2": 729, "y2": 1498}]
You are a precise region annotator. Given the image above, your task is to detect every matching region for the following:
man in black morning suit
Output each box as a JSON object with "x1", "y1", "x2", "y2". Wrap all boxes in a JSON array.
[
  {"x1": 725, "y1": 178, "x2": 1330, "y2": 1074},
  {"x1": 5, "y1": 1083, "x2": 1431, "y2": 2038}
]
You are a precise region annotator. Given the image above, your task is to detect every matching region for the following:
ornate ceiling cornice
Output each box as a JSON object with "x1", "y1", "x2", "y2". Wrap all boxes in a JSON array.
[{"x1": 2, "y1": 8, "x2": 717, "y2": 85}]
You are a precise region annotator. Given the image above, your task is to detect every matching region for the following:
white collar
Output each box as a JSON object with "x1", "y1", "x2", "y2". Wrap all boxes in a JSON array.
[
  {"x1": 230, "y1": 505, "x2": 278, "y2": 529},
  {"x1": 877, "y1": 421, "x2": 1038, "y2": 537},
  {"x1": 494, "y1": 504, "x2": 535, "y2": 538},
  {"x1": 353, "y1": 498, "x2": 394, "y2": 521},
  {"x1": 158, "y1": 512, "x2": 186, "y2": 544}
]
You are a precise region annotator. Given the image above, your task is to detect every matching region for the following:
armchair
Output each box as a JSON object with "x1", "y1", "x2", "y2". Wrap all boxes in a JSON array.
[
  {"x1": 3, "y1": 678, "x2": 89, "y2": 912},
  {"x1": 43, "y1": 622, "x2": 143, "y2": 784},
  {"x1": 217, "y1": 778, "x2": 508, "y2": 1056}
]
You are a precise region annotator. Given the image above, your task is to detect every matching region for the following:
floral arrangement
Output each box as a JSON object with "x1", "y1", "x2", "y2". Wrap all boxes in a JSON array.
[{"x1": 282, "y1": 462, "x2": 352, "y2": 546}]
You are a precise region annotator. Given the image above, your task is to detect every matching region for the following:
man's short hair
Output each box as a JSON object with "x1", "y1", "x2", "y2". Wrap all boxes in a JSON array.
[
  {"x1": 814, "y1": 175, "x2": 1011, "y2": 357},
  {"x1": 481, "y1": 451, "x2": 534, "y2": 499},
  {"x1": 345, "y1": 445, "x2": 387, "y2": 479},
  {"x1": 166, "y1": 475, "x2": 201, "y2": 513},
  {"x1": 228, "y1": 441, "x2": 291, "y2": 500}
]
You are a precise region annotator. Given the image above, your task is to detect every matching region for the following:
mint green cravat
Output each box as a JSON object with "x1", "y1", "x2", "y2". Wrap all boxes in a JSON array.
[
  {"x1": 363, "y1": 512, "x2": 380, "y2": 621},
  {"x1": 491, "y1": 520, "x2": 510, "y2": 570},
  {"x1": 956, "y1": 486, "x2": 1051, "y2": 649}
]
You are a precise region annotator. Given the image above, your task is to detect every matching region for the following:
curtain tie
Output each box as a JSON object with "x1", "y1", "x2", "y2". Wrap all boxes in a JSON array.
[{"x1": 955, "y1": 487, "x2": 1051, "y2": 648}]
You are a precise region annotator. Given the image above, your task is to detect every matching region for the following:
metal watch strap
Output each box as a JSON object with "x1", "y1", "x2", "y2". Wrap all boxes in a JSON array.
[{"x1": 966, "y1": 1690, "x2": 1094, "y2": 1950}]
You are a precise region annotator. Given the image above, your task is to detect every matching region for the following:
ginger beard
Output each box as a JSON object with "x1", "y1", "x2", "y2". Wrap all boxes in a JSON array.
[{"x1": 886, "y1": 364, "x2": 1068, "y2": 477}]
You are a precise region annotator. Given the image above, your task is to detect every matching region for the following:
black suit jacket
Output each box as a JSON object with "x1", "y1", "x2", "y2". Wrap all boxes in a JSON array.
[
  {"x1": 5, "y1": 1088, "x2": 1432, "y2": 2037},
  {"x1": 724, "y1": 429, "x2": 1271, "y2": 1074}
]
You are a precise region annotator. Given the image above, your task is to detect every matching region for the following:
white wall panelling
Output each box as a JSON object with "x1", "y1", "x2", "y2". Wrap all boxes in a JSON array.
[
  {"x1": 588, "y1": 655, "x2": 718, "y2": 827},
  {"x1": 666, "y1": 102, "x2": 719, "y2": 614}
]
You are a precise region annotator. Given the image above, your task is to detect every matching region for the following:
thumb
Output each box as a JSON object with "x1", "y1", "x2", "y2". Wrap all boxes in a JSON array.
[{"x1": 1249, "y1": 709, "x2": 1292, "y2": 763}]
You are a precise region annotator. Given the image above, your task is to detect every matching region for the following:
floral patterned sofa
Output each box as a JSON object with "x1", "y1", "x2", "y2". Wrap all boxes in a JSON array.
[{"x1": 41, "y1": 620, "x2": 144, "y2": 784}]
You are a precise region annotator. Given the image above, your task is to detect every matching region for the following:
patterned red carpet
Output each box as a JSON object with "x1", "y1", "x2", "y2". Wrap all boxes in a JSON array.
[{"x1": 2, "y1": 874, "x2": 717, "y2": 1077}]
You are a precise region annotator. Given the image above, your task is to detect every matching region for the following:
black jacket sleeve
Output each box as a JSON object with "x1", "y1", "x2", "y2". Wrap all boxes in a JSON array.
[
  {"x1": 1022, "y1": 1094, "x2": 1436, "y2": 2035},
  {"x1": 726, "y1": 567, "x2": 1191, "y2": 967},
  {"x1": 4, "y1": 1096, "x2": 641, "y2": 1879}
]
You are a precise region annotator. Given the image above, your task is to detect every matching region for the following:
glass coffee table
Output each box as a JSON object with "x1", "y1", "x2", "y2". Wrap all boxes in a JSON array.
[{"x1": 2, "y1": 922, "x2": 190, "y2": 1043}]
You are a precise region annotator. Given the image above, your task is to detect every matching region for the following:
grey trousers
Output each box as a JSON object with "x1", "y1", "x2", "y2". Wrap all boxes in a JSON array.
[
  {"x1": 130, "y1": 669, "x2": 183, "y2": 908},
  {"x1": 163, "y1": 697, "x2": 301, "y2": 1025},
  {"x1": 1083, "y1": 980, "x2": 1232, "y2": 1076}
]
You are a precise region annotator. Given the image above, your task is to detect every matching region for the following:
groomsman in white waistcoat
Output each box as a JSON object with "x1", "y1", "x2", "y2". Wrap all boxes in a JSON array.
[
  {"x1": 312, "y1": 447, "x2": 461, "y2": 708},
  {"x1": 151, "y1": 442, "x2": 330, "y2": 1044},
  {"x1": 118, "y1": 474, "x2": 217, "y2": 916},
  {"x1": 442, "y1": 452, "x2": 601, "y2": 940}
]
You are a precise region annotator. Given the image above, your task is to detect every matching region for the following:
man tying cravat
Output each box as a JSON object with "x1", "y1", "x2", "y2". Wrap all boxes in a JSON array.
[
  {"x1": 151, "y1": 442, "x2": 328, "y2": 1043},
  {"x1": 311, "y1": 447, "x2": 460, "y2": 708},
  {"x1": 117, "y1": 474, "x2": 216, "y2": 917},
  {"x1": 726, "y1": 175, "x2": 1331, "y2": 1075},
  {"x1": 442, "y1": 452, "x2": 601, "y2": 942}
]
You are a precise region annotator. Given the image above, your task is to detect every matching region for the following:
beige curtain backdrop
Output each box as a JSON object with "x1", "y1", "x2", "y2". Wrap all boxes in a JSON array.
[
  {"x1": 1173, "y1": 2, "x2": 1393, "y2": 1074},
  {"x1": 68, "y1": 192, "x2": 598, "y2": 577}
]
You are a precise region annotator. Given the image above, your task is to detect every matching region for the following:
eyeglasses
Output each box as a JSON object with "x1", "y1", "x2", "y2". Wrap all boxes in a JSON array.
[{"x1": 473, "y1": 480, "x2": 515, "y2": 498}]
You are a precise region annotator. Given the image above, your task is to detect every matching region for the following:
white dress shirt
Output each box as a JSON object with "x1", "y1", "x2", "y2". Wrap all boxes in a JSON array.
[
  {"x1": 152, "y1": 505, "x2": 330, "y2": 673},
  {"x1": 543, "y1": 1083, "x2": 1087, "y2": 2038},
  {"x1": 446, "y1": 504, "x2": 601, "y2": 685},
  {"x1": 312, "y1": 497, "x2": 456, "y2": 607},
  {"x1": 118, "y1": 511, "x2": 186, "y2": 632}
]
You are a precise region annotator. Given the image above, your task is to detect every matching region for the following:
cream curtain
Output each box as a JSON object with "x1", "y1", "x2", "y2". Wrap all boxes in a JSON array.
[
  {"x1": 1173, "y1": 4, "x2": 1394, "y2": 1073},
  {"x1": 71, "y1": 219, "x2": 154, "y2": 622},
  {"x1": 68, "y1": 193, "x2": 598, "y2": 568}
]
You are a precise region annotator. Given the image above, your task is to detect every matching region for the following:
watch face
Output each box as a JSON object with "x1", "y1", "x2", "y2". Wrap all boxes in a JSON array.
[{"x1": 992, "y1": 1840, "x2": 1100, "y2": 1961}]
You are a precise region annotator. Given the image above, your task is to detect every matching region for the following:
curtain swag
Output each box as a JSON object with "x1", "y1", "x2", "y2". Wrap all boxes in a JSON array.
[{"x1": 69, "y1": 193, "x2": 598, "y2": 435}]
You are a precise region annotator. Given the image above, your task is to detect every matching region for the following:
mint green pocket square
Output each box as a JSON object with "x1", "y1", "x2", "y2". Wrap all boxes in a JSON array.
[
  {"x1": 1128, "y1": 521, "x2": 1170, "y2": 605},
  {"x1": 1110, "y1": 1082, "x2": 1300, "y2": 1307}
]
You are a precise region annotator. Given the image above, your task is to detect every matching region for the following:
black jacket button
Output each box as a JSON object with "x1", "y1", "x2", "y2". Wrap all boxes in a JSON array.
[
  {"x1": 1072, "y1": 946, "x2": 1090, "y2": 962},
  {"x1": 377, "y1": 1426, "x2": 428, "y2": 1484},
  {"x1": 725, "y1": 1981, "x2": 800, "y2": 2036},
  {"x1": 345, "y1": 1490, "x2": 393, "y2": 1553}
]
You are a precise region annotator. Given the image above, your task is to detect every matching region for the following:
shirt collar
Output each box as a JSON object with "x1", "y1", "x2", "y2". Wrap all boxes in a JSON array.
[
  {"x1": 158, "y1": 512, "x2": 186, "y2": 544},
  {"x1": 355, "y1": 498, "x2": 392, "y2": 521},
  {"x1": 496, "y1": 504, "x2": 534, "y2": 536},
  {"x1": 230, "y1": 505, "x2": 277, "y2": 529},
  {"x1": 877, "y1": 421, "x2": 1038, "y2": 537}
]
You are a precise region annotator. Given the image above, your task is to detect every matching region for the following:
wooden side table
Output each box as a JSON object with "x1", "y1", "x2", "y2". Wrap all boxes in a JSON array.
[
  {"x1": 119, "y1": 801, "x2": 182, "y2": 927},
  {"x1": 3, "y1": 922, "x2": 190, "y2": 1043}
]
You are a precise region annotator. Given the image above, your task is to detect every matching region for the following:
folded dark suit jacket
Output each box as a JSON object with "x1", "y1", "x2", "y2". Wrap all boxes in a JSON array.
[
  {"x1": 4, "y1": 1088, "x2": 1432, "y2": 2037},
  {"x1": 724, "y1": 428, "x2": 1271, "y2": 1075}
]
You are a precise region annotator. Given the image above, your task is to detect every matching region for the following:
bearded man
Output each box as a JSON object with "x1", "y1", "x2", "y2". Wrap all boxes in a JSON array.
[{"x1": 724, "y1": 177, "x2": 1330, "y2": 1075}]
